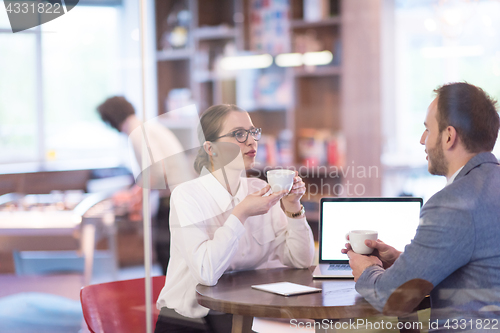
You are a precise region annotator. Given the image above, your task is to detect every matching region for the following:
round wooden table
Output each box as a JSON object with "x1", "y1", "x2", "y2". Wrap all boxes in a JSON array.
[{"x1": 196, "y1": 267, "x2": 397, "y2": 333}]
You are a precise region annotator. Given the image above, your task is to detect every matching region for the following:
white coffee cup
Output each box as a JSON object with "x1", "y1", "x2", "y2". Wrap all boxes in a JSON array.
[
  {"x1": 346, "y1": 230, "x2": 378, "y2": 254},
  {"x1": 266, "y1": 170, "x2": 295, "y2": 193}
]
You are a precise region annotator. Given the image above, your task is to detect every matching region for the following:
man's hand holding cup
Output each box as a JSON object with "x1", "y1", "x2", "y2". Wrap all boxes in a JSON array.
[{"x1": 341, "y1": 230, "x2": 381, "y2": 281}]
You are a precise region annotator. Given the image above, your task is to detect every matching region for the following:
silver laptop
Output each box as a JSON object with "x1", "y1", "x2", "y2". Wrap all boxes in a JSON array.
[{"x1": 313, "y1": 197, "x2": 423, "y2": 279}]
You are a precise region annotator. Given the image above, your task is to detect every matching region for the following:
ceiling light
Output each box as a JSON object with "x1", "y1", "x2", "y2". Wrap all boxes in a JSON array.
[
  {"x1": 303, "y1": 51, "x2": 333, "y2": 66},
  {"x1": 220, "y1": 54, "x2": 273, "y2": 70},
  {"x1": 276, "y1": 53, "x2": 303, "y2": 67}
]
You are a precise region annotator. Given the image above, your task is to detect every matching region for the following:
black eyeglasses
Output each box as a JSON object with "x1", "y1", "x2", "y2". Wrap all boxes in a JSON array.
[{"x1": 216, "y1": 128, "x2": 262, "y2": 143}]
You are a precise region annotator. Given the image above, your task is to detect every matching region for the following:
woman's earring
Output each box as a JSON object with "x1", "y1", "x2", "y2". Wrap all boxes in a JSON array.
[{"x1": 211, "y1": 152, "x2": 217, "y2": 172}]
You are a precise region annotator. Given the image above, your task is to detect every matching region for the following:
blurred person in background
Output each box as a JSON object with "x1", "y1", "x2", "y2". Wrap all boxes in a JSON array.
[{"x1": 97, "y1": 96, "x2": 191, "y2": 275}]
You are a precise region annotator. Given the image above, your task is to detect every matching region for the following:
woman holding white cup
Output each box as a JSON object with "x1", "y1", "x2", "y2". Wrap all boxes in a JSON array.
[{"x1": 155, "y1": 104, "x2": 315, "y2": 333}]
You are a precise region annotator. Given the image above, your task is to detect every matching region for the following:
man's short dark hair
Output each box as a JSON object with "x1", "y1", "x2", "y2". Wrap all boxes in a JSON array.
[
  {"x1": 96, "y1": 96, "x2": 136, "y2": 131},
  {"x1": 434, "y1": 82, "x2": 499, "y2": 153}
]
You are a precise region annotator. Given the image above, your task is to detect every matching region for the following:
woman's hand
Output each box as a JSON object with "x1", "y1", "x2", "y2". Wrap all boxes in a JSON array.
[
  {"x1": 281, "y1": 171, "x2": 306, "y2": 213},
  {"x1": 232, "y1": 185, "x2": 288, "y2": 224}
]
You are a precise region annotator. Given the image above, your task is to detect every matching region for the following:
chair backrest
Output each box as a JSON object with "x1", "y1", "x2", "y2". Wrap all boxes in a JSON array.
[{"x1": 80, "y1": 276, "x2": 165, "y2": 333}]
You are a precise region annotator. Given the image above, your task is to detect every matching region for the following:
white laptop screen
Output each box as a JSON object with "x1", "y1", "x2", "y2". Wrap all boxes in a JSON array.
[{"x1": 320, "y1": 199, "x2": 422, "y2": 262}]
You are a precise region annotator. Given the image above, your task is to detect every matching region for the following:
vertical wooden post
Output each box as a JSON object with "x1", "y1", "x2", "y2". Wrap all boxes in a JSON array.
[{"x1": 341, "y1": 0, "x2": 383, "y2": 197}]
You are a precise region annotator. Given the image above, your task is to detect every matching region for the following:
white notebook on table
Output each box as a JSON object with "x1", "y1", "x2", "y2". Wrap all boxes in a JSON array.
[{"x1": 251, "y1": 282, "x2": 322, "y2": 297}]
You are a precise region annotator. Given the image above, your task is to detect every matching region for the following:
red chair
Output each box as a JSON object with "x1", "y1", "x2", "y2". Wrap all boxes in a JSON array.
[{"x1": 80, "y1": 276, "x2": 165, "y2": 333}]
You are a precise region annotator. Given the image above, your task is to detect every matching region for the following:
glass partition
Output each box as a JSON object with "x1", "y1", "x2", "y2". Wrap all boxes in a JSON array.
[{"x1": 2, "y1": 1, "x2": 500, "y2": 332}]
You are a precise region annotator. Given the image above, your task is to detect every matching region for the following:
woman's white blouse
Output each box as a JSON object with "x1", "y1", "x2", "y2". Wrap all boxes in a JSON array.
[{"x1": 156, "y1": 168, "x2": 315, "y2": 318}]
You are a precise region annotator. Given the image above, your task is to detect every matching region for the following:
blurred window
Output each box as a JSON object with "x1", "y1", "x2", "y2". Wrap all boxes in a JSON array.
[
  {"x1": 0, "y1": 1, "x2": 10, "y2": 28},
  {"x1": 0, "y1": 32, "x2": 38, "y2": 163},
  {"x1": 386, "y1": 0, "x2": 500, "y2": 166},
  {"x1": 0, "y1": 3, "x2": 126, "y2": 169},
  {"x1": 383, "y1": 0, "x2": 500, "y2": 199}
]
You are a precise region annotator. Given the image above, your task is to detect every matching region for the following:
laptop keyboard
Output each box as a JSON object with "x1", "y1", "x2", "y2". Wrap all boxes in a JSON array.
[{"x1": 328, "y1": 264, "x2": 350, "y2": 270}]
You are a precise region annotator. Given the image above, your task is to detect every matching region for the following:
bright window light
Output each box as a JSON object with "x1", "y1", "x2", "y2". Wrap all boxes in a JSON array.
[
  {"x1": 420, "y1": 45, "x2": 484, "y2": 58},
  {"x1": 424, "y1": 18, "x2": 437, "y2": 32},
  {"x1": 302, "y1": 50, "x2": 333, "y2": 66},
  {"x1": 220, "y1": 54, "x2": 273, "y2": 70},
  {"x1": 275, "y1": 53, "x2": 303, "y2": 67}
]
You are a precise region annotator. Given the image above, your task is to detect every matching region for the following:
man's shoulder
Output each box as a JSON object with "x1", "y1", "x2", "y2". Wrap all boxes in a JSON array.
[
  {"x1": 424, "y1": 180, "x2": 474, "y2": 208},
  {"x1": 447, "y1": 158, "x2": 500, "y2": 197},
  {"x1": 423, "y1": 161, "x2": 500, "y2": 215},
  {"x1": 455, "y1": 152, "x2": 500, "y2": 183}
]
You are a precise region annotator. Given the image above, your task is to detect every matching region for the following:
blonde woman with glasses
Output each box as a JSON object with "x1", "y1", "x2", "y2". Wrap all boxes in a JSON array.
[{"x1": 155, "y1": 104, "x2": 315, "y2": 333}]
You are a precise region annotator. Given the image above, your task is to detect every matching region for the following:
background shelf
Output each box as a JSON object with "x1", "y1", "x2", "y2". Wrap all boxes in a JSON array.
[
  {"x1": 154, "y1": 0, "x2": 384, "y2": 198},
  {"x1": 290, "y1": 16, "x2": 341, "y2": 29},
  {"x1": 292, "y1": 66, "x2": 341, "y2": 77},
  {"x1": 156, "y1": 49, "x2": 193, "y2": 61}
]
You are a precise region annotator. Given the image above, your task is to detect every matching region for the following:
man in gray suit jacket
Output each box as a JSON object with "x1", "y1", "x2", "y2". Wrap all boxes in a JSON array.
[{"x1": 344, "y1": 82, "x2": 500, "y2": 328}]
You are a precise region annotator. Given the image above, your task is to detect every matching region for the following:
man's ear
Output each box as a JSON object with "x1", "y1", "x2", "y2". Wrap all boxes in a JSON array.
[{"x1": 444, "y1": 126, "x2": 458, "y2": 150}]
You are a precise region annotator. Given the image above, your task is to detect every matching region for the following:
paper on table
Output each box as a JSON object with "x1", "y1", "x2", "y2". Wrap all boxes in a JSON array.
[{"x1": 251, "y1": 282, "x2": 322, "y2": 297}]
